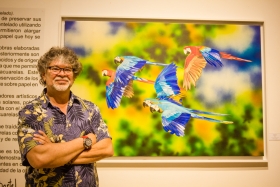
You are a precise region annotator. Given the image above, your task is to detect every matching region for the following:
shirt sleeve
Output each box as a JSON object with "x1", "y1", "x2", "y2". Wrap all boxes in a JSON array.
[
  {"x1": 91, "y1": 105, "x2": 112, "y2": 142},
  {"x1": 17, "y1": 106, "x2": 41, "y2": 166}
]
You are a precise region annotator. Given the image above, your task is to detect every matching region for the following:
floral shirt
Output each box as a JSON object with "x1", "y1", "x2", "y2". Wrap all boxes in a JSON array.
[{"x1": 17, "y1": 89, "x2": 111, "y2": 187}]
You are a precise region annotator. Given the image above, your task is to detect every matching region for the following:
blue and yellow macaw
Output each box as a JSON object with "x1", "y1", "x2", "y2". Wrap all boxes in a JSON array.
[
  {"x1": 143, "y1": 63, "x2": 233, "y2": 137},
  {"x1": 182, "y1": 46, "x2": 252, "y2": 90},
  {"x1": 102, "y1": 56, "x2": 169, "y2": 109},
  {"x1": 114, "y1": 56, "x2": 169, "y2": 72},
  {"x1": 102, "y1": 69, "x2": 154, "y2": 109}
]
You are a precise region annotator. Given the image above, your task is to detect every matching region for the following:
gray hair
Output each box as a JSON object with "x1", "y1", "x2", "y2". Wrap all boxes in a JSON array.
[{"x1": 37, "y1": 46, "x2": 83, "y2": 86}]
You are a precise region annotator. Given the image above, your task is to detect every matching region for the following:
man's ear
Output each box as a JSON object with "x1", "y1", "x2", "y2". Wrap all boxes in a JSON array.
[{"x1": 42, "y1": 73, "x2": 46, "y2": 82}]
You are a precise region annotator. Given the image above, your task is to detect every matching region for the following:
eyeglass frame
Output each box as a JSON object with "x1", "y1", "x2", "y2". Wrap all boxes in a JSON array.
[{"x1": 47, "y1": 66, "x2": 74, "y2": 75}]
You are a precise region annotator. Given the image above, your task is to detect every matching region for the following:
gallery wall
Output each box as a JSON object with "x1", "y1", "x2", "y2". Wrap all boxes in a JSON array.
[{"x1": 0, "y1": 0, "x2": 280, "y2": 186}]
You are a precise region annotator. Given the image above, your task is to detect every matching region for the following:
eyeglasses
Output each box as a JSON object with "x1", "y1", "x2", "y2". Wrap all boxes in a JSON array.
[{"x1": 47, "y1": 66, "x2": 74, "y2": 75}]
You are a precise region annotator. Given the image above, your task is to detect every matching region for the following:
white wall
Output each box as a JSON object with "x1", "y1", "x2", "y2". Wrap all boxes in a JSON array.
[{"x1": 1, "y1": 0, "x2": 280, "y2": 186}]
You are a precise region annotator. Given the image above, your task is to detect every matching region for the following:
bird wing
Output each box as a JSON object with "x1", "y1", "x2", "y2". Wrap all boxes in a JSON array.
[
  {"x1": 161, "y1": 106, "x2": 191, "y2": 137},
  {"x1": 105, "y1": 56, "x2": 146, "y2": 108},
  {"x1": 154, "y1": 63, "x2": 181, "y2": 100},
  {"x1": 183, "y1": 46, "x2": 251, "y2": 91},
  {"x1": 183, "y1": 55, "x2": 207, "y2": 90},
  {"x1": 115, "y1": 56, "x2": 147, "y2": 86},
  {"x1": 105, "y1": 82, "x2": 125, "y2": 109},
  {"x1": 199, "y1": 46, "x2": 223, "y2": 67},
  {"x1": 105, "y1": 55, "x2": 160, "y2": 109},
  {"x1": 123, "y1": 80, "x2": 134, "y2": 98}
]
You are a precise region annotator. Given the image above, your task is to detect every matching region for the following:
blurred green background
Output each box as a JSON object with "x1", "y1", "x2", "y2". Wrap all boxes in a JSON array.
[{"x1": 65, "y1": 21, "x2": 264, "y2": 156}]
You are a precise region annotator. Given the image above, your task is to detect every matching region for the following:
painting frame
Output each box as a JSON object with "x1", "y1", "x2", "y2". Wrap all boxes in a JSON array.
[{"x1": 60, "y1": 17, "x2": 267, "y2": 166}]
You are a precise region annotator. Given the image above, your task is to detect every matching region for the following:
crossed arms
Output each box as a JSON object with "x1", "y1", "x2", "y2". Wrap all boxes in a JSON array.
[{"x1": 27, "y1": 130, "x2": 113, "y2": 169}]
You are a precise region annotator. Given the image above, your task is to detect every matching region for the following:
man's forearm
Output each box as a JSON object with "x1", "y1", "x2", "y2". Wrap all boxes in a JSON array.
[
  {"x1": 72, "y1": 138, "x2": 113, "y2": 164},
  {"x1": 27, "y1": 137, "x2": 85, "y2": 169}
]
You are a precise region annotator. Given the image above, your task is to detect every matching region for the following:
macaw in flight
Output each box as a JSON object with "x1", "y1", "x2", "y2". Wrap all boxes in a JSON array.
[
  {"x1": 143, "y1": 63, "x2": 233, "y2": 137},
  {"x1": 182, "y1": 46, "x2": 252, "y2": 90},
  {"x1": 114, "y1": 56, "x2": 169, "y2": 71},
  {"x1": 102, "y1": 69, "x2": 154, "y2": 109},
  {"x1": 102, "y1": 56, "x2": 170, "y2": 109}
]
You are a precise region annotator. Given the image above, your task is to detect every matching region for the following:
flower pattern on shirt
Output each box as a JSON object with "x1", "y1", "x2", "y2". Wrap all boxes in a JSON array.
[{"x1": 17, "y1": 89, "x2": 111, "y2": 187}]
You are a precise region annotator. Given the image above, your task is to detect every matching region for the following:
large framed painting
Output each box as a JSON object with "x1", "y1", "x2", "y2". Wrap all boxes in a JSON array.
[{"x1": 62, "y1": 18, "x2": 265, "y2": 159}]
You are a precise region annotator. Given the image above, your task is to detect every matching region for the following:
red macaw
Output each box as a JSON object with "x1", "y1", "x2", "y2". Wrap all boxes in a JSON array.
[{"x1": 183, "y1": 46, "x2": 252, "y2": 90}]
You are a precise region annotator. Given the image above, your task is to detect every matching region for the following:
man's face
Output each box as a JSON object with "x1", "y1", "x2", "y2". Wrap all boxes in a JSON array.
[{"x1": 43, "y1": 59, "x2": 74, "y2": 92}]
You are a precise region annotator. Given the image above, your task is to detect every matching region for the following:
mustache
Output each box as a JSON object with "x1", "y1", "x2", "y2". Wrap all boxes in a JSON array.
[{"x1": 54, "y1": 77, "x2": 70, "y2": 81}]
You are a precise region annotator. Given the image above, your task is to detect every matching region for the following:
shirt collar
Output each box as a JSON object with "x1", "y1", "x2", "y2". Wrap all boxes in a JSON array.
[{"x1": 40, "y1": 88, "x2": 80, "y2": 109}]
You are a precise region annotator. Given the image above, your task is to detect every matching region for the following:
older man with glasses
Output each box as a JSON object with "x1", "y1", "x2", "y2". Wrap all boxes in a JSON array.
[{"x1": 17, "y1": 46, "x2": 114, "y2": 187}]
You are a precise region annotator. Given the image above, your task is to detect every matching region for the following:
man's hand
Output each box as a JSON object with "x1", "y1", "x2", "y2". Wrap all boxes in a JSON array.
[{"x1": 33, "y1": 130, "x2": 51, "y2": 145}]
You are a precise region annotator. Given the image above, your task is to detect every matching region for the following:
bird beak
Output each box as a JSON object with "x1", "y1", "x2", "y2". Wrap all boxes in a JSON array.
[
  {"x1": 143, "y1": 102, "x2": 148, "y2": 107},
  {"x1": 114, "y1": 56, "x2": 123, "y2": 64},
  {"x1": 101, "y1": 70, "x2": 107, "y2": 76},
  {"x1": 143, "y1": 100, "x2": 152, "y2": 108},
  {"x1": 184, "y1": 48, "x2": 191, "y2": 55}
]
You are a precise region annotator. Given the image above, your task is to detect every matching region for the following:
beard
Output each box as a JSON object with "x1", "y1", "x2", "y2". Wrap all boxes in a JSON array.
[{"x1": 52, "y1": 77, "x2": 72, "y2": 91}]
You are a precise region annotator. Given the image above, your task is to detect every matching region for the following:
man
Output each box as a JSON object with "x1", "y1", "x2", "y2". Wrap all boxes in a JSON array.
[{"x1": 17, "y1": 46, "x2": 113, "y2": 187}]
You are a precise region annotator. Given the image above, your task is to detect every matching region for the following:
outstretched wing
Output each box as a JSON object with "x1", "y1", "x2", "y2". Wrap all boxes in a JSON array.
[
  {"x1": 183, "y1": 45, "x2": 251, "y2": 90},
  {"x1": 115, "y1": 56, "x2": 146, "y2": 85},
  {"x1": 154, "y1": 63, "x2": 181, "y2": 100},
  {"x1": 106, "y1": 57, "x2": 146, "y2": 108},
  {"x1": 199, "y1": 46, "x2": 223, "y2": 67},
  {"x1": 161, "y1": 107, "x2": 191, "y2": 137},
  {"x1": 123, "y1": 80, "x2": 134, "y2": 98},
  {"x1": 183, "y1": 55, "x2": 207, "y2": 90},
  {"x1": 105, "y1": 82, "x2": 125, "y2": 109}
]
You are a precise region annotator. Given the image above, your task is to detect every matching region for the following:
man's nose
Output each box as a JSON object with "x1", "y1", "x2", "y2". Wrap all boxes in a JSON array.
[{"x1": 57, "y1": 69, "x2": 67, "y2": 75}]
